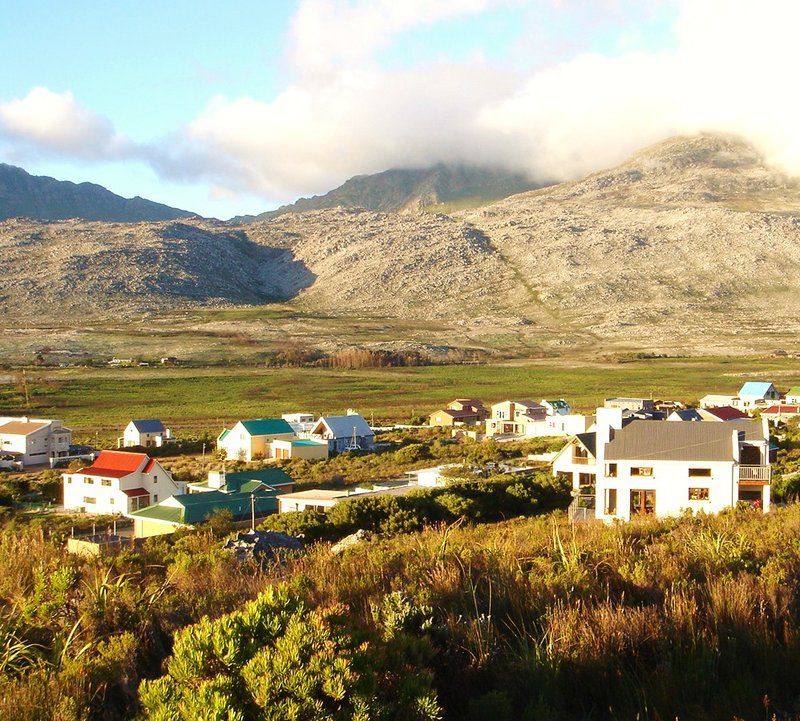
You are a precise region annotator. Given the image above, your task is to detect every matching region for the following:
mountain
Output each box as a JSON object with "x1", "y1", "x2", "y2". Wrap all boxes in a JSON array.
[
  {"x1": 0, "y1": 163, "x2": 195, "y2": 222},
  {"x1": 232, "y1": 164, "x2": 540, "y2": 222},
  {"x1": 3, "y1": 133, "x2": 800, "y2": 357}
]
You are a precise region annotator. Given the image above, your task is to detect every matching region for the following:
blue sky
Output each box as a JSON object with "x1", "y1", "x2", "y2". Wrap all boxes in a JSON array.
[{"x1": 4, "y1": 0, "x2": 788, "y2": 219}]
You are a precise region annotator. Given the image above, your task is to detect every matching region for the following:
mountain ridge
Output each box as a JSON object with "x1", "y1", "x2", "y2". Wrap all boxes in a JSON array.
[
  {"x1": 0, "y1": 163, "x2": 196, "y2": 222},
  {"x1": 232, "y1": 164, "x2": 541, "y2": 222}
]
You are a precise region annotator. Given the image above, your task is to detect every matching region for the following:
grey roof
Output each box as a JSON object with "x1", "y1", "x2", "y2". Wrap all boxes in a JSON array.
[
  {"x1": 317, "y1": 414, "x2": 373, "y2": 438},
  {"x1": 669, "y1": 409, "x2": 704, "y2": 421},
  {"x1": 575, "y1": 432, "x2": 596, "y2": 457},
  {"x1": 605, "y1": 420, "x2": 764, "y2": 462},
  {"x1": 131, "y1": 419, "x2": 165, "y2": 433}
]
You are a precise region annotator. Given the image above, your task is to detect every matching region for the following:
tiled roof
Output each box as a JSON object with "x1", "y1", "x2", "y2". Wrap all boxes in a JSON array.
[
  {"x1": 315, "y1": 415, "x2": 373, "y2": 438},
  {"x1": 123, "y1": 487, "x2": 150, "y2": 498},
  {"x1": 77, "y1": 450, "x2": 149, "y2": 478},
  {"x1": 240, "y1": 419, "x2": 294, "y2": 436},
  {"x1": 704, "y1": 406, "x2": 748, "y2": 421},
  {"x1": 130, "y1": 419, "x2": 165, "y2": 433},
  {"x1": 0, "y1": 421, "x2": 48, "y2": 436},
  {"x1": 762, "y1": 404, "x2": 800, "y2": 414},
  {"x1": 605, "y1": 420, "x2": 763, "y2": 463},
  {"x1": 739, "y1": 381, "x2": 776, "y2": 397}
]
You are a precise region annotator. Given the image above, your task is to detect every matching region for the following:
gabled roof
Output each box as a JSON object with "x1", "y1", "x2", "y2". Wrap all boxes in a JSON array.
[
  {"x1": 704, "y1": 406, "x2": 748, "y2": 421},
  {"x1": 123, "y1": 487, "x2": 150, "y2": 498},
  {"x1": 669, "y1": 409, "x2": 704, "y2": 421},
  {"x1": 314, "y1": 414, "x2": 373, "y2": 438},
  {"x1": 543, "y1": 399, "x2": 570, "y2": 410},
  {"x1": 738, "y1": 381, "x2": 776, "y2": 398},
  {"x1": 605, "y1": 420, "x2": 763, "y2": 463},
  {"x1": 0, "y1": 421, "x2": 48, "y2": 436},
  {"x1": 78, "y1": 450, "x2": 147, "y2": 477},
  {"x1": 130, "y1": 419, "x2": 165, "y2": 433},
  {"x1": 217, "y1": 428, "x2": 230, "y2": 442},
  {"x1": 239, "y1": 419, "x2": 294, "y2": 437},
  {"x1": 431, "y1": 408, "x2": 479, "y2": 419},
  {"x1": 575, "y1": 432, "x2": 596, "y2": 457}
]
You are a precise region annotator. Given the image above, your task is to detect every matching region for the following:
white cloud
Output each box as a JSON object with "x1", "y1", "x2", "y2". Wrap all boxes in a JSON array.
[
  {"x1": 289, "y1": 0, "x2": 504, "y2": 78},
  {"x1": 5, "y1": 0, "x2": 800, "y2": 210},
  {"x1": 0, "y1": 87, "x2": 132, "y2": 161}
]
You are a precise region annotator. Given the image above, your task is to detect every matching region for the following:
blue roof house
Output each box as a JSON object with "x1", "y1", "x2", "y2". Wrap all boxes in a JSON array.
[
  {"x1": 311, "y1": 413, "x2": 375, "y2": 453},
  {"x1": 120, "y1": 419, "x2": 172, "y2": 448},
  {"x1": 737, "y1": 382, "x2": 780, "y2": 409}
]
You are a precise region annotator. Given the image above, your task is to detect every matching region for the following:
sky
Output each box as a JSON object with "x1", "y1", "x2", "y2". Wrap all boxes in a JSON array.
[{"x1": 1, "y1": 0, "x2": 798, "y2": 219}]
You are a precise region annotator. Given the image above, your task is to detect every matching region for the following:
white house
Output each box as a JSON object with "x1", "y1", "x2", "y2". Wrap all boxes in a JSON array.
[
  {"x1": 277, "y1": 481, "x2": 419, "y2": 513},
  {"x1": 785, "y1": 387, "x2": 800, "y2": 405},
  {"x1": 586, "y1": 412, "x2": 771, "y2": 522},
  {"x1": 310, "y1": 413, "x2": 375, "y2": 452},
  {"x1": 0, "y1": 417, "x2": 72, "y2": 467},
  {"x1": 735, "y1": 381, "x2": 780, "y2": 409},
  {"x1": 63, "y1": 450, "x2": 184, "y2": 515},
  {"x1": 216, "y1": 419, "x2": 297, "y2": 461},
  {"x1": 119, "y1": 419, "x2": 172, "y2": 448},
  {"x1": 486, "y1": 400, "x2": 547, "y2": 436},
  {"x1": 700, "y1": 394, "x2": 739, "y2": 409}
]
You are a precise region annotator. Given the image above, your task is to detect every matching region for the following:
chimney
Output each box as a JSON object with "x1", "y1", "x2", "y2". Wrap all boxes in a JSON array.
[{"x1": 208, "y1": 469, "x2": 226, "y2": 489}]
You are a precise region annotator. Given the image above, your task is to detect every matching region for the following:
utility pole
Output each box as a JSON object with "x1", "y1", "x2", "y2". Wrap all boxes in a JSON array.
[
  {"x1": 250, "y1": 493, "x2": 256, "y2": 532},
  {"x1": 21, "y1": 369, "x2": 30, "y2": 408}
]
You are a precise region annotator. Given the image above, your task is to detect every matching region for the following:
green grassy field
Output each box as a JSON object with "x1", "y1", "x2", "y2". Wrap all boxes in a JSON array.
[{"x1": 2, "y1": 355, "x2": 798, "y2": 438}]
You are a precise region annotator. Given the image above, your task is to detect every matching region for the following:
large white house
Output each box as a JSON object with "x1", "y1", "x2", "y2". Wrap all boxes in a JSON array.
[
  {"x1": 486, "y1": 400, "x2": 548, "y2": 436},
  {"x1": 0, "y1": 416, "x2": 72, "y2": 467},
  {"x1": 559, "y1": 408, "x2": 771, "y2": 522},
  {"x1": 63, "y1": 450, "x2": 184, "y2": 515}
]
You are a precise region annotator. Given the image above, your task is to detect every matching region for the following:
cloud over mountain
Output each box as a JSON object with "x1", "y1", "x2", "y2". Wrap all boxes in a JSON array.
[{"x1": 3, "y1": 0, "x2": 800, "y2": 207}]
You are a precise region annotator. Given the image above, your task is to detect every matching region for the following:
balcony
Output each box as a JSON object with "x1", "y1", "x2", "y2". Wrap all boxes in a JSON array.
[
  {"x1": 737, "y1": 465, "x2": 771, "y2": 484},
  {"x1": 571, "y1": 455, "x2": 593, "y2": 465}
]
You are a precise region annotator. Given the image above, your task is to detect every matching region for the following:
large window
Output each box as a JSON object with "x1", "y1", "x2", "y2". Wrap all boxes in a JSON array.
[
  {"x1": 606, "y1": 463, "x2": 617, "y2": 477},
  {"x1": 82, "y1": 496, "x2": 96, "y2": 505},
  {"x1": 688, "y1": 487, "x2": 710, "y2": 501},
  {"x1": 101, "y1": 479, "x2": 111, "y2": 487},
  {"x1": 631, "y1": 467, "x2": 653, "y2": 477},
  {"x1": 689, "y1": 468, "x2": 712, "y2": 478},
  {"x1": 605, "y1": 488, "x2": 617, "y2": 515}
]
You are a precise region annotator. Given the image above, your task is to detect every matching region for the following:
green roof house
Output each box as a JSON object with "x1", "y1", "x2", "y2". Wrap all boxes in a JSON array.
[
  {"x1": 187, "y1": 468, "x2": 296, "y2": 495},
  {"x1": 129, "y1": 488, "x2": 281, "y2": 538},
  {"x1": 216, "y1": 419, "x2": 296, "y2": 462}
]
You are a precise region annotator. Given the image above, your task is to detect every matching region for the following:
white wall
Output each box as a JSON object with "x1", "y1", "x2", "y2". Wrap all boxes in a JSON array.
[{"x1": 595, "y1": 459, "x2": 736, "y2": 522}]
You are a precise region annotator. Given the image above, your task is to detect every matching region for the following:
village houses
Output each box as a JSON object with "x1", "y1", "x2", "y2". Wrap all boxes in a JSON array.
[
  {"x1": 310, "y1": 412, "x2": 375, "y2": 452},
  {"x1": 216, "y1": 418, "x2": 328, "y2": 461},
  {"x1": 429, "y1": 399, "x2": 488, "y2": 428}
]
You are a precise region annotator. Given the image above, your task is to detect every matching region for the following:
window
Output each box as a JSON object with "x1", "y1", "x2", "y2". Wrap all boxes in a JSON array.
[
  {"x1": 85, "y1": 477, "x2": 94, "y2": 485},
  {"x1": 109, "y1": 498, "x2": 115, "y2": 505},
  {"x1": 689, "y1": 488, "x2": 710, "y2": 501},
  {"x1": 688, "y1": 468, "x2": 712, "y2": 478},
  {"x1": 66, "y1": 478, "x2": 72, "y2": 484},
  {"x1": 606, "y1": 463, "x2": 617, "y2": 478},
  {"x1": 83, "y1": 496, "x2": 96, "y2": 505},
  {"x1": 631, "y1": 467, "x2": 653, "y2": 476},
  {"x1": 101, "y1": 479, "x2": 111, "y2": 487},
  {"x1": 153, "y1": 495, "x2": 158, "y2": 503},
  {"x1": 152, "y1": 475, "x2": 158, "y2": 484},
  {"x1": 605, "y1": 488, "x2": 617, "y2": 515}
]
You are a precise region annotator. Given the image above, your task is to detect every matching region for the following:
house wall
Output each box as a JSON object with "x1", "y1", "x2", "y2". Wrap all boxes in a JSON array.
[
  {"x1": 0, "y1": 425, "x2": 65, "y2": 466},
  {"x1": 133, "y1": 518, "x2": 179, "y2": 538},
  {"x1": 277, "y1": 497, "x2": 341, "y2": 513},
  {"x1": 63, "y1": 462, "x2": 182, "y2": 515},
  {"x1": 595, "y1": 459, "x2": 737, "y2": 522},
  {"x1": 123, "y1": 426, "x2": 164, "y2": 448}
]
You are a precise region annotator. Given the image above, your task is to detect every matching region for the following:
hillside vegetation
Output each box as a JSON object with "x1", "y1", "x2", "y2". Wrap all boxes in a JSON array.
[{"x1": 2, "y1": 504, "x2": 800, "y2": 720}]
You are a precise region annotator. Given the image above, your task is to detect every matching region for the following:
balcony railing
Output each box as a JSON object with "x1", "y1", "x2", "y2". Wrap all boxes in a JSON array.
[
  {"x1": 571, "y1": 456, "x2": 593, "y2": 465},
  {"x1": 738, "y1": 465, "x2": 771, "y2": 483}
]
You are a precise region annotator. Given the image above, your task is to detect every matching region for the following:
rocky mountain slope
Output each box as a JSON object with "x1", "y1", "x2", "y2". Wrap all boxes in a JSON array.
[
  {"x1": 233, "y1": 164, "x2": 538, "y2": 221},
  {"x1": 461, "y1": 133, "x2": 800, "y2": 347},
  {"x1": 0, "y1": 163, "x2": 194, "y2": 222},
  {"x1": 3, "y1": 133, "x2": 800, "y2": 355}
]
